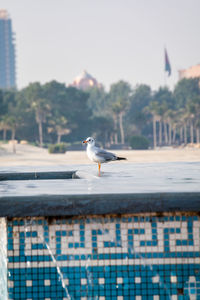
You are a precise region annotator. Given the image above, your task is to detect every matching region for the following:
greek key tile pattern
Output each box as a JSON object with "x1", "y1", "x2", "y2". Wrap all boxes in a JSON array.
[
  {"x1": 0, "y1": 218, "x2": 7, "y2": 300},
  {"x1": 7, "y1": 214, "x2": 200, "y2": 299}
]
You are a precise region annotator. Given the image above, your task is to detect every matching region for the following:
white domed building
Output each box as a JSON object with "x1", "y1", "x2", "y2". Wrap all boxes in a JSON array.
[{"x1": 70, "y1": 70, "x2": 102, "y2": 90}]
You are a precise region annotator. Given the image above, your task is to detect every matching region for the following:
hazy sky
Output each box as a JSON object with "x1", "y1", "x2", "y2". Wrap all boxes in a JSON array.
[{"x1": 1, "y1": 0, "x2": 200, "y2": 91}]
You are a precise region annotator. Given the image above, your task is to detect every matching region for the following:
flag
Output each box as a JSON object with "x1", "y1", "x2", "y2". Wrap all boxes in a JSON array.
[{"x1": 164, "y1": 48, "x2": 171, "y2": 76}]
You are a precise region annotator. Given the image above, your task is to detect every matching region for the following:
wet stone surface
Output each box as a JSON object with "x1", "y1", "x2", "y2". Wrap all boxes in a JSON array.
[
  {"x1": 0, "y1": 162, "x2": 200, "y2": 217},
  {"x1": 0, "y1": 162, "x2": 200, "y2": 196}
]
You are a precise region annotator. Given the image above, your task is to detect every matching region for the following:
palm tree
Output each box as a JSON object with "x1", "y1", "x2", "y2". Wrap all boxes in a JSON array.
[
  {"x1": 157, "y1": 103, "x2": 168, "y2": 146},
  {"x1": 0, "y1": 116, "x2": 11, "y2": 141},
  {"x1": 164, "y1": 109, "x2": 177, "y2": 145},
  {"x1": 118, "y1": 98, "x2": 129, "y2": 144},
  {"x1": 108, "y1": 80, "x2": 132, "y2": 144},
  {"x1": 111, "y1": 98, "x2": 128, "y2": 144},
  {"x1": 180, "y1": 109, "x2": 190, "y2": 145},
  {"x1": 153, "y1": 115, "x2": 159, "y2": 148},
  {"x1": 22, "y1": 82, "x2": 50, "y2": 147},
  {"x1": 91, "y1": 115, "x2": 114, "y2": 147},
  {"x1": 4, "y1": 114, "x2": 21, "y2": 153},
  {"x1": 119, "y1": 110, "x2": 125, "y2": 144},
  {"x1": 111, "y1": 104, "x2": 119, "y2": 144},
  {"x1": 175, "y1": 108, "x2": 186, "y2": 145},
  {"x1": 31, "y1": 98, "x2": 50, "y2": 147},
  {"x1": 158, "y1": 116, "x2": 162, "y2": 146},
  {"x1": 145, "y1": 101, "x2": 160, "y2": 148},
  {"x1": 188, "y1": 96, "x2": 200, "y2": 144},
  {"x1": 48, "y1": 116, "x2": 71, "y2": 143},
  {"x1": 186, "y1": 102, "x2": 196, "y2": 144},
  {"x1": 195, "y1": 120, "x2": 200, "y2": 144}
]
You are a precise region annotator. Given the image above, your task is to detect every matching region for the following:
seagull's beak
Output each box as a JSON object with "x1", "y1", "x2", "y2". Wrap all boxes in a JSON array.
[{"x1": 82, "y1": 140, "x2": 88, "y2": 144}]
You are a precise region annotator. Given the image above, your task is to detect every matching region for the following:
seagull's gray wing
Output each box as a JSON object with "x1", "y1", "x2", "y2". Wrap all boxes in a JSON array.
[{"x1": 95, "y1": 148, "x2": 117, "y2": 161}]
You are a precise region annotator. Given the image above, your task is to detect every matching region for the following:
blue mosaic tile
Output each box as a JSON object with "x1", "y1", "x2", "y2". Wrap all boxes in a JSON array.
[{"x1": 6, "y1": 213, "x2": 200, "y2": 299}]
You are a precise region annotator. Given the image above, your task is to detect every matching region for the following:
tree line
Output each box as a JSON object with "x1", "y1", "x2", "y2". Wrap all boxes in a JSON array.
[{"x1": 0, "y1": 77, "x2": 200, "y2": 149}]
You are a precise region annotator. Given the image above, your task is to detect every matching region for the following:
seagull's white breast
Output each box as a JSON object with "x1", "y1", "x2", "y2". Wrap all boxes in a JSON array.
[{"x1": 87, "y1": 146, "x2": 105, "y2": 163}]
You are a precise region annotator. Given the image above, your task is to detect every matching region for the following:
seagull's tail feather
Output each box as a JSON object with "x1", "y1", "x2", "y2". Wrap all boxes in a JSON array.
[{"x1": 116, "y1": 157, "x2": 127, "y2": 161}]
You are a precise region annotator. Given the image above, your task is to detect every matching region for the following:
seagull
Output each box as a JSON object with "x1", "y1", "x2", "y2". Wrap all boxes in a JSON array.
[{"x1": 82, "y1": 137, "x2": 126, "y2": 176}]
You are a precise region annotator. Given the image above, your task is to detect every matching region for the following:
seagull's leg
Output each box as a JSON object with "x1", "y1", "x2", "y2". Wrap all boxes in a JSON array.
[{"x1": 98, "y1": 163, "x2": 101, "y2": 176}]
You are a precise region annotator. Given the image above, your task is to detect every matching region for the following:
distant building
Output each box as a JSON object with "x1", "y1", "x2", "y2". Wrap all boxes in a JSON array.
[
  {"x1": 70, "y1": 70, "x2": 102, "y2": 90},
  {"x1": 0, "y1": 10, "x2": 16, "y2": 89},
  {"x1": 179, "y1": 64, "x2": 200, "y2": 80}
]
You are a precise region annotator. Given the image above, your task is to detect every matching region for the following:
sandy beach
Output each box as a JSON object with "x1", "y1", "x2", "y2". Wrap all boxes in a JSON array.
[{"x1": 0, "y1": 143, "x2": 200, "y2": 166}]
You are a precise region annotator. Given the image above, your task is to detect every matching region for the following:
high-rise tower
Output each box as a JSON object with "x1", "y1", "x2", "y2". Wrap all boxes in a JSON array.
[{"x1": 0, "y1": 10, "x2": 16, "y2": 89}]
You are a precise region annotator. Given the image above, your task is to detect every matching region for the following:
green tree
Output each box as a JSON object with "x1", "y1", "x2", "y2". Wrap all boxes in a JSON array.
[
  {"x1": 174, "y1": 78, "x2": 200, "y2": 144},
  {"x1": 32, "y1": 98, "x2": 50, "y2": 146},
  {"x1": 145, "y1": 101, "x2": 160, "y2": 148},
  {"x1": 174, "y1": 78, "x2": 200, "y2": 109},
  {"x1": 20, "y1": 82, "x2": 51, "y2": 146},
  {"x1": 86, "y1": 86, "x2": 107, "y2": 116},
  {"x1": 187, "y1": 96, "x2": 200, "y2": 144},
  {"x1": 34, "y1": 81, "x2": 91, "y2": 143},
  {"x1": 128, "y1": 84, "x2": 152, "y2": 134},
  {"x1": 152, "y1": 87, "x2": 174, "y2": 146},
  {"x1": 0, "y1": 90, "x2": 6, "y2": 117},
  {"x1": 0, "y1": 115, "x2": 11, "y2": 141},
  {"x1": 48, "y1": 115, "x2": 70, "y2": 143},
  {"x1": 0, "y1": 89, "x2": 17, "y2": 140},
  {"x1": 57, "y1": 87, "x2": 91, "y2": 142},
  {"x1": 2, "y1": 96, "x2": 23, "y2": 152},
  {"x1": 112, "y1": 98, "x2": 129, "y2": 144},
  {"x1": 108, "y1": 81, "x2": 132, "y2": 144},
  {"x1": 91, "y1": 116, "x2": 114, "y2": 147}
]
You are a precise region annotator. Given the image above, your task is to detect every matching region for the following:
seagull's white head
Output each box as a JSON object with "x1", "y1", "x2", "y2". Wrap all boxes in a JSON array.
[{"x1": 82, "y1": 137, "x2": 95, "y2": 146}]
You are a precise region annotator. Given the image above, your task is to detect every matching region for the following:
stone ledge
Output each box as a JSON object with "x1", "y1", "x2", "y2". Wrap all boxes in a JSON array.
[
  {"x1": 0, "y1": 171, "x2": 76, "y2": 181},
  {"x1": 1, "y1": 192, "x2": 200, "y2": 217}
]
